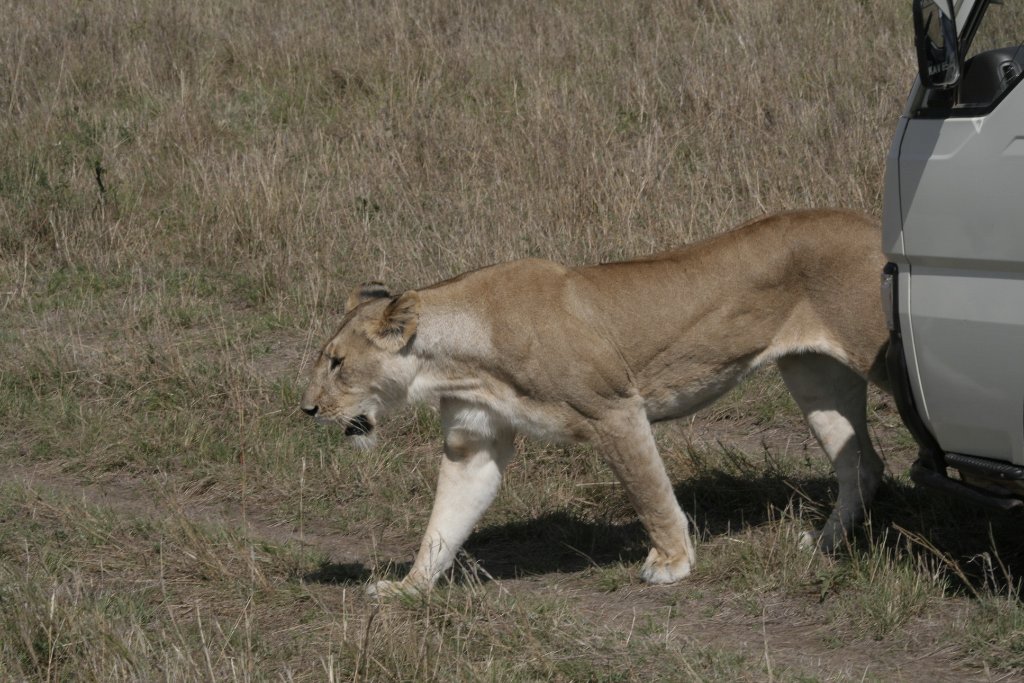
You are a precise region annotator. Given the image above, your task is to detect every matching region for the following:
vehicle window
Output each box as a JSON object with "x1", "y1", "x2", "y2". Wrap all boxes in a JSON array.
[
  {"x1": 956, "y1": 0, "x2": 1024, "y2": 108},
  {"x1": 967, "y1": 1, "x2": 1024, "y2": 55}
]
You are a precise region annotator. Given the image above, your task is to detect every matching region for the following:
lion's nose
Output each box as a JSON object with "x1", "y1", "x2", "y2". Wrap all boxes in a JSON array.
[{"x1": 302, "y1": 405, "x2": 319, "y2": 417}]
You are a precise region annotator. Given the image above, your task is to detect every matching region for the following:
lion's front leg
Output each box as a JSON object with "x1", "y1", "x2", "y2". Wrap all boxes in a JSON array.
[
  {"x1": 594, "y1": 404, "x2": 695, "y2": 584},
  {"x1": 370, "y1": 400, "x2": 514, "y2": 597}
]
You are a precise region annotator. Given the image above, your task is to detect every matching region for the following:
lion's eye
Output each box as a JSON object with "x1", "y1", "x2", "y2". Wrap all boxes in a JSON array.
[{"x1": 329, "y1": 356, "x2": 344, "y2": 371}]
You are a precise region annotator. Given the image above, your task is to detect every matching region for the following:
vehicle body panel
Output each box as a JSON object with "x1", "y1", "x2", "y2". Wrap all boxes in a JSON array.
[{"x1": 884, "y1": 0, "x2": 1024, "y2": 466}]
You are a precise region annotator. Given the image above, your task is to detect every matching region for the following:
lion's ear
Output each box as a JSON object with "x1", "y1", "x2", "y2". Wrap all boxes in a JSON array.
[
  {"x1": 369, "y1": 291, "x2": 420, "y2": 351},
  {"x1": 345, "y1": 281, "x2": 391, "y2": 314}
]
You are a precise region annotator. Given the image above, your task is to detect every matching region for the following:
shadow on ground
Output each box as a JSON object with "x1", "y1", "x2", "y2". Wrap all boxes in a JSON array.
[
  {"x1": 304, "y1": 459, "x2": 1024, "y2": 595},
  {"x1": 304, "y1": 562, "x2": 377, "y2": 585}
]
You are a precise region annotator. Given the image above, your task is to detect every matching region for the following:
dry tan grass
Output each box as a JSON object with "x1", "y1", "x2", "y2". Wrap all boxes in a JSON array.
[
  {"x1": 4, "y1": 0, "x2": 1024, "y2": 680},
  {"x1": 1, "y1": 0, "x2": 911, "y2": 293}
]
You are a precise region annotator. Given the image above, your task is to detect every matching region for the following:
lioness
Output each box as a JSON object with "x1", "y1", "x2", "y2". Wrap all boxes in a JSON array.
[{"x1": 301, "y1": 209, "x2": 889, "y2": 595}]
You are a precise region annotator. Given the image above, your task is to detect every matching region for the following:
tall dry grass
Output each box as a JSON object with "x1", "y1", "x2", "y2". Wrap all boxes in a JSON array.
[{"x1": 1, "y1": 0, "x2": 912, "y2": 309}]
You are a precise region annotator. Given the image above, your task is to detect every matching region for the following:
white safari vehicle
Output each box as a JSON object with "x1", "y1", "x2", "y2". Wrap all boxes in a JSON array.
[{"x1": 883, "y1": 0, "x2": 1024, "y2": 508}]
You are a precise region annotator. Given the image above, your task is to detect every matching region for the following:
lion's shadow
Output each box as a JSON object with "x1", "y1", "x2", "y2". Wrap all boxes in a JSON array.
[{"x1": 304, "y1": 465, "x2": 1024, "y2": 594}]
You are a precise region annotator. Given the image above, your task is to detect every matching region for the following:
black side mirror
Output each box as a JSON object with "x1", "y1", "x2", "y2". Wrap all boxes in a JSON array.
[{"x1": 913, "y1": 0, "x2": 961, "y2": 90}]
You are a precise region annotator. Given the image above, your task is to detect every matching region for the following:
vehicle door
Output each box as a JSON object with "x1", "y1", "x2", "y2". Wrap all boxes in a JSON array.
[{"x1": 895, "y1": 0, "x2": 1024, "y2": 464}]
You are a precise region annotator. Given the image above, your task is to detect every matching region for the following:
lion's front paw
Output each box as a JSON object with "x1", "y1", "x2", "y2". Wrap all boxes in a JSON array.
[
  {"x1": 366, "y1": 579, "x2": 426, "y2": 599},
  {"x1": 639, "y1": 548, "x2": 692, "y2": 585}
]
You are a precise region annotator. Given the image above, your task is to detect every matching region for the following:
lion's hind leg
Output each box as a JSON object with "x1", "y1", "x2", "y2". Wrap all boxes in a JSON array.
[
  {"x1": 594, "y1": 402, "x2": 695, "y2": 584},
  {"x1": 776, "y1": 353, "x2": 884, "y2": 552}
]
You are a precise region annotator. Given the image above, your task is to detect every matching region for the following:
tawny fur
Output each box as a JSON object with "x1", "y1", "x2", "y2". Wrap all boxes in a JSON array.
[{"x1": 301, "y1": 209, "x2": 889, "y2": 595}]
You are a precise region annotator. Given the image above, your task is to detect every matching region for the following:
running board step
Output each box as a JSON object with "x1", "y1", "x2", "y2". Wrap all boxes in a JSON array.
[
  {"x1": 946, "y1": 452, "x2": 1024, "y2": 480},
  {"x1": 910, "y1": 461, "x2": 1024, "y2": 512}
]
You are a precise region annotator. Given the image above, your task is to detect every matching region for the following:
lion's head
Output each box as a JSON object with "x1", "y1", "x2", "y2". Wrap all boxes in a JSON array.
[{"x1": 301, "y1": 283, "x2": 421, "y2": 443}]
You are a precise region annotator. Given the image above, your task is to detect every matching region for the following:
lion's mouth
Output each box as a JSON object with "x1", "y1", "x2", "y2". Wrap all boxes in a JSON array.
[{"x1": 344, "y1": 414, "x2": 374, "y2": 437}]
